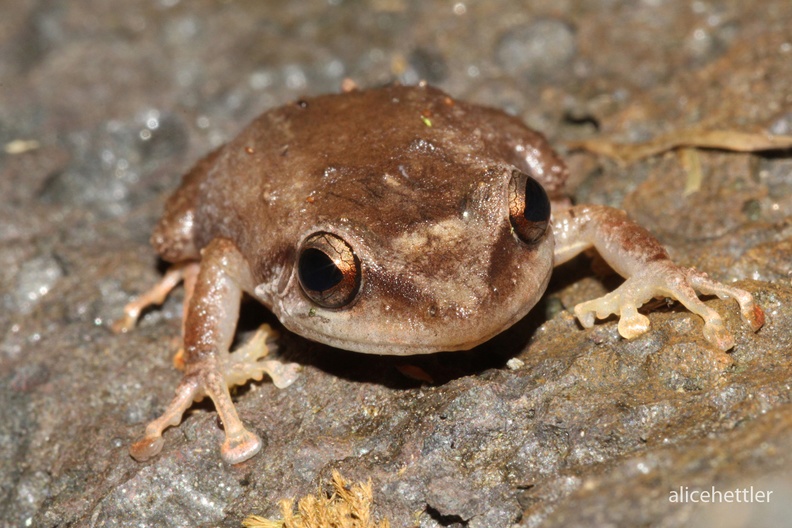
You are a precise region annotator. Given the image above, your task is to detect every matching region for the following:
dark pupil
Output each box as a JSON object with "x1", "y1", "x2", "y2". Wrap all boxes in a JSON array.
[
  {"x1": 298, "y1": 248, "x2": 343, "y2": 292},
  {"x1": 523, "y1": 176, "x2": 550, "y2": 222}
]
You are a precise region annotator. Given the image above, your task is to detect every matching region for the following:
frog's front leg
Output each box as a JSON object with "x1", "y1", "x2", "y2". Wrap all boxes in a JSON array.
[
  {"x1": 553, "y1": 205, "x2": 764, "y2": 350},
  {"x1": 130, "y1": 238, "x2": 267, "y2": 465}
]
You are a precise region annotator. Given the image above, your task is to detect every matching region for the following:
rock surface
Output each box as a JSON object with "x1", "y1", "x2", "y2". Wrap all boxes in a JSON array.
[{"x1": 1, "y1": 1, "x2": 791, "y2": 527}]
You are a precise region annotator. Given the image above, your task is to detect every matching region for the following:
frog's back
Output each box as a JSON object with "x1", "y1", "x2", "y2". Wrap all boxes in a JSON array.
[{"x1": 152, "y1": 84, "x2": 566, "y2": 277}]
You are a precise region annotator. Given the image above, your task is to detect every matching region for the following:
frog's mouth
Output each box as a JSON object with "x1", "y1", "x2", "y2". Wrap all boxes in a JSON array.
[{"x1": 281, "y1": 281, "x2": 550, "y2": 356}]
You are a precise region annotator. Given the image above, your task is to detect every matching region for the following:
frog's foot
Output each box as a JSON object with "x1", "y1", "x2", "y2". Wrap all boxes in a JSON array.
[
  {"x1": 130, "y1": 357, "x2": 265, "y2": 464},
  {"x1": 224, "y1": 324, "x2": 302, "y2": 389},
  {"x1": 573, "y1": 261, "x2": 763, "y2": 351},
  {"x1": 113, "y1": 262, "x2": 198, "y2": 333},
  {"x1": 130, "y1": 326, "x2": 299, "y2": 465}
]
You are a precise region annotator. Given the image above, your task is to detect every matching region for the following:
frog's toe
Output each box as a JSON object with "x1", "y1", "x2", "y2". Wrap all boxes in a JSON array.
[
  {"x1": 172, "y1": 347, "x2": 186, "y2": 370},
  {"x1": 670, "y1": 295, "x2": 738, "y2": 351},
  {"x1": 617, "y1": 311, "x2": 651, "y2": 340},
  {"x1": 221, "y1": 429, "x2": 262, "y2": 465},
  {"x1": 111, "y1": 313, "x2": 137, "y2": 334},
  {"x1": 234, "y1": 324, "x2": 277, "y2": 362},
  {"x1": 573, "y1": 304, "x2": 597, "y2": 329},
  {"x1": 224, "y1": 324, "x2": 301, "y2": 389},
  {"x1": 744, "y1": 303, "x2": 765, "y2": 332},
  {"x1": 130, "y1": 434, "x2": 165, "y2": 461},
  {"x1": 262, "y1": 360, "x2": 302, "y2": 389},
  {"x1": 576, "y1": 290, "x2": 652, "y2": 340},
  {"x1": 703, "y1": 320, "x2": 735, "y2": 352},
  {"x1": 573, "y1": 295, "x2": 619, "y2": 329}
]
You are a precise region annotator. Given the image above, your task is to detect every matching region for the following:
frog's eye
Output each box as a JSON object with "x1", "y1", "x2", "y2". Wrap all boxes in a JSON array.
[
  {"x1": 508, "y1": 170, "x2": 551, "y2": 245},
  {"x1": 298, "y1": 233, "x2": 361, "y2": 308}
]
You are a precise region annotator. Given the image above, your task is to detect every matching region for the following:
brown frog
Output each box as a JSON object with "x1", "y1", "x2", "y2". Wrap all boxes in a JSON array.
[{"x1": 117, "y1": 83, "x2": 764, "y2": 464}]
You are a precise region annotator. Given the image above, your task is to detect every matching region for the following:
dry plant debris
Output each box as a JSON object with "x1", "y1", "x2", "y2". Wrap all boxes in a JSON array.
[
  {"x1": 242, "y1": 471, "x2": 390, "y2": 528},
  {"x1": 568, "y1": 128, "x2": 792, "y2": 166}
]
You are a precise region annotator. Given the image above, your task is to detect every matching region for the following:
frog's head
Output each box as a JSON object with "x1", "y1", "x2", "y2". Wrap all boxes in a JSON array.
[{"x1": 256, "y1": 165, "x2": 554, "y2": 356}]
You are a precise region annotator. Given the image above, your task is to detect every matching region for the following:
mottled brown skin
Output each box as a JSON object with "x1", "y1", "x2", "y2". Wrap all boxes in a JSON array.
[{"x1": 119, "y1": 84, "x2": 764, "y2": 464}]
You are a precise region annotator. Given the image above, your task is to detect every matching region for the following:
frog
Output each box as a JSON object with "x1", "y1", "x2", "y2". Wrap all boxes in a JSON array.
[{"x1": 116, "y1": 83, "x2": 764, "y2": 465}]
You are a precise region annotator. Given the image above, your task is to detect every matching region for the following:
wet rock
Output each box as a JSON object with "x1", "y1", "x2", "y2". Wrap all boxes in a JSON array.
[
  {"x1": 10, "y1": 255, "x2": 63, "y2": 315},
  {"x1": 1, "y1": 1, "x2": 791, "y2": 528},
  {"x1": 495, "y1": 19, "x2": 577, "y2": 79},
  {"x1": 408, "y1": 47, "x2": 449, "y2": 84}
]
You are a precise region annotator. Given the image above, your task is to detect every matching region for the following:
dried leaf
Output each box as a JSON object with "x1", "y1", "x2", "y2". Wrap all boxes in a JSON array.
[
  {"x1": 4, "y1": 139, "x2": 40, "y2": 154},
  {"x1": 677, "y1": 147, "x2": 703, "y2": 196},
  {"x1": 568, "y1": 129, "x2": 792, "y2": 166},
  {"x1": 395, "y1": 364, "x2": 434, "y2": 384}
]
